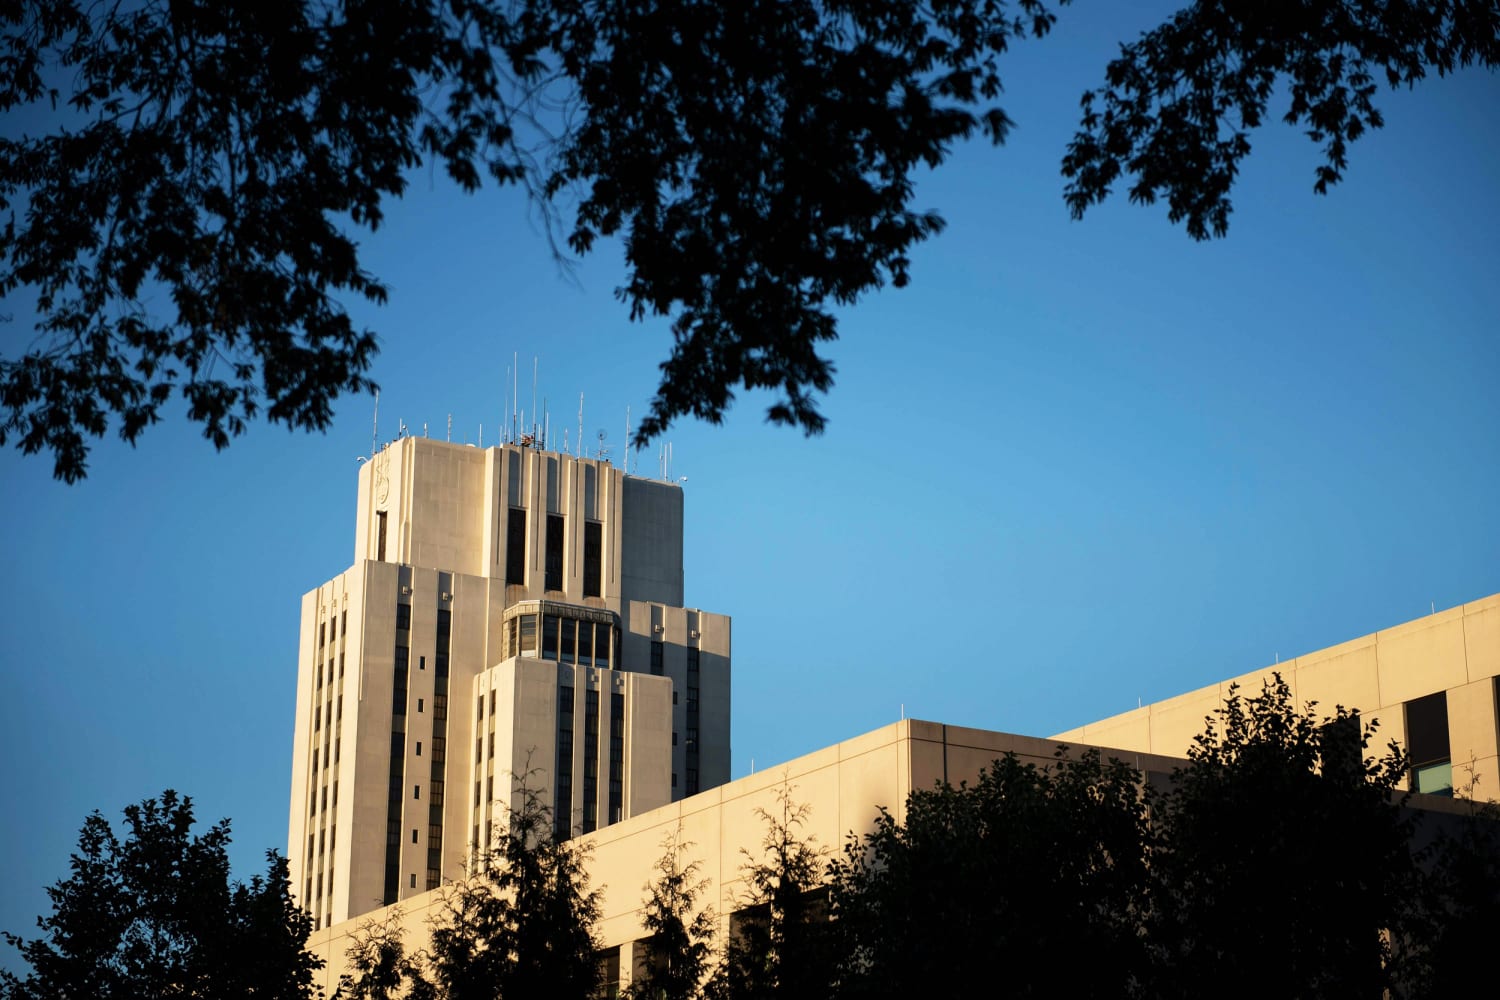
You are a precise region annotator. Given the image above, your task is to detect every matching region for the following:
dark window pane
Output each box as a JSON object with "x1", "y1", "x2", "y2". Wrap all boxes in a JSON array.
[
  {"x1": 650, "y1": 641, "x2": 664, "y2": 676},
  {"x1": 1407, "y1": 692, "x2": 1450, "y2": 768},
  {"x1": 506, "y1": 508, "x2": 526, "y2": 585},
  {"x1": 545, "y1": 514, "x2": 565, "y2": 590},
  {"x1": 583, "y1": 522, "x2": 602, "y2": 598},
  {"x1": 542, "y1": 615, "x2": 559, "y2": 660}
]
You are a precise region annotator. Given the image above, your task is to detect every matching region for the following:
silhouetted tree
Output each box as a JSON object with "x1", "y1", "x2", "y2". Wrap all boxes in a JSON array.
[
  {"x1": 425, "y1": 773, "x2": 600, "y2": 1000},
  {"x1": 7, "y1": 2, "x2": 1493, "y2": 480},
  {"x1": 706, "y1": 785, "x2": 832, "y2": 1000},
  {"x1": 0, "y1": 790, "x2": 319, "y2": 1000},
  {"x1": 624, "y1": 830, "x2": 716, "y2": 1000},
  {"x1": 336, "y1": 908, "x2": 435, "y2": 1000},
  {"x1": 1145, "y1": 675, "x2": 1426, "y2": 999},
  {"x1": 1413, "y1": 776, "x2": 1500, "y2": 998},
  {"x1": 828, "y1": 748, "x2": 1151, "y2": 999},
  {"x1": 1063, "y1": 2, "x2": 1500, "y2": 239}
]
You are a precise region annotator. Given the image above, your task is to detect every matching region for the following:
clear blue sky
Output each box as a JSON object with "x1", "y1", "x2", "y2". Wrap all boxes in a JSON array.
[{"x1": 2, "y1": 5, "x2": 1497, "y2": 954}]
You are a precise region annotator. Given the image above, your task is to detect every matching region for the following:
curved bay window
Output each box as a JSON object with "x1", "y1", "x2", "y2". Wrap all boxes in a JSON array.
[{"x1": 502, "y1": 601, "x2": 618, "y2": 669}]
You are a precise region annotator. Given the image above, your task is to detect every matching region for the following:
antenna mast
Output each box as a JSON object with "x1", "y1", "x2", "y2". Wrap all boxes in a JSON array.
[{"x1": 370, "y1": 389, "x2": 379, "y2": 458}]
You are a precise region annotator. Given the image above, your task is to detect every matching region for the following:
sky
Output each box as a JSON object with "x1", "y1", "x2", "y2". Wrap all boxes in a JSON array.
[{"x1": 2, "y1": 5, "x2": 1497, "y2": 958}]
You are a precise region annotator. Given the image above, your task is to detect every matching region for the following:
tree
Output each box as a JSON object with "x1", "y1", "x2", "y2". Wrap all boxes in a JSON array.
[
  {"x1": 4, "y1": 4, "x2": 1496, "y2": 481},
  {"x1": 1413, "y1": 768, "x2": 1500, "y2": 997},
  {"x1": 1063, "y1": 1, "x2": 1500, "y2": 240},
  {"x1": 1145, "y1": 675, "x2": 1427, "y2": 999},
  {"x1": 0, "y1": 790, "x2": 320, "y2": 1000},
  {"x1": 425, "y1": 772, "x2": 601, "y2": 1000},
  {"x1": 706, "y1": 785, "x2": 831, "y2": 1000},
  {"x1": 625, "y1": 830, "x2": 716, "y2": 1000},
  {"x1": 827, "y1": 748, "x2": 1151, "y2": 999},
  {"x1": 0, "y1": 0, "x2": 1063, "y2": 481},
  {"x1": 336, "y1": 908, "x2": 435, "y2": 1000}
]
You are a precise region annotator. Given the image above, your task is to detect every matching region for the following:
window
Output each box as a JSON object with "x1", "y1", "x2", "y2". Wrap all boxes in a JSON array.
[
  {"x1": 1407, "y1": 692, "x2": 1452, "y2": 795},
  {"x1": 542, "y1": 615, "x2": 560, "y2": 660},
  {"x1": 410, "y1": 873, "x2": 417, "y2": 889},
  {"x1": 583, "y1": 522, "x2": 602, "y2": 597},
  {"x1": 414, "y1": 785, "x2": 421, "y2": 799},
  {"x1": 597, "y1": 946, "x2": 621, "y2": 1000},
  {"x1": 319, "y1": 622, "x2": 326, "y2": 647},
  {"x1": 519, "y1": 614, "x2": 537, "y2": 656},
  {"x1": 419, "y1": 655, "x2": 425, "y2": 671},
  {"x1": 577, "y1": 622, "x2": 594, "y2": 665},
  {"x1": 412, "y1": 829, "x2": 418, "y2": 844},
  {"x1": 506, "y1": 508, "x2": 526, "y2": 585},
  {"x1": 545, "y1": 513, "x2": 565, "y2": 590},
  {"x1": 417, "y1": 698, "x2": 424, "y2": 713},
  {"x1": 416, "y1": 741, "x2": 422, "y2": 757},
  {"x1": 376, "y1": 511, "x2": 387, "y2": 561},
  {"x1": 395, "y1": 603, "x2": 411, "y2": 632},
  {"x1": 650, "y1": 641, "x2": 664, "y2": 676}
]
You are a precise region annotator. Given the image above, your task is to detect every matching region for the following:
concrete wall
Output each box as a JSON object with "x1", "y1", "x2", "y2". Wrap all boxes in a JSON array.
[
  {"x1": 1052, "y1": 595, "x2": 1500, "y2": 797},
  {"x1": 301, "y1": 718, "x2": 1186, "y2": 997},
  {"x1": 621, "y1": 603, "x2": 732, "y2": 795}
]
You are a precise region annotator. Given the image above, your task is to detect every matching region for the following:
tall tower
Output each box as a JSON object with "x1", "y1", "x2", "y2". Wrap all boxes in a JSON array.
[{"x1": 287, "y1": 437, "x2": 731, "y2": 928}]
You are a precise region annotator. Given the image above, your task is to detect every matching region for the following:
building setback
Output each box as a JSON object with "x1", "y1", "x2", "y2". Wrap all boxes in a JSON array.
[
  {"x1": 289, "y1": 437, "x2": 1499, "y2": 990},
  {"x1": 288, "y1": 437, "x2": 730, "y2": 929}
]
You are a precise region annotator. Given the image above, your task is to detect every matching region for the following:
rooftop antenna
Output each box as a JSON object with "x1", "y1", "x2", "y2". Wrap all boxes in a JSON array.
[
  {"x1": 479, "y1": 423, "x2": 483, "y2": 448},
  {"x1": 596, "y1": 429, "x2": 610, "y2": 462},
  {"x1": 503, "y1": 362, "x2": 510, "y2": 445},
  {"x1": 370, "y1": 389, "x2": 379, "y2": 458},
  {"x1": 543, "y1": 398, "x2": 549, "y2": 451},
  {"x1": 577, "y1": 393, "x2": 584, "y2": 458},
  {"x1": 531, "y1": 356, "x2": 538, "y2": 444},
  {"x1": 446, "y1": 413, "x2": 452, "y2": 443},
  {"x1": 563, "y1": 428, "x2": 569, "y2": 454},
  {"x1": 623, "y1": 408, "x2": 630, "y2": 470},
  {"x1": 513, "y1": 352, "x2": 519, "y2": 444},
  {"x1": 422, "y1": 422, "x2": 428, "y2": 438}
]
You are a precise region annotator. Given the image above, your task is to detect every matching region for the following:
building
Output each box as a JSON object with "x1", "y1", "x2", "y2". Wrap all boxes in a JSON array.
[
  {"x1": 289, "y1": 438, "x2": 1500, "y2": 992},
  {"x1": 287, "y1": 437, "x2": 731, "y2": 930}
]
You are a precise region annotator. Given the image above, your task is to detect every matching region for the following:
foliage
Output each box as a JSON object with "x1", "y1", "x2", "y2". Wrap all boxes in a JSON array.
[
  {"x1": 6, "y1": 3, "x2": 1497, "y2": 479},
  {"x1": 1063, "y1": 1, "x2": 1500, "y2": 239},
  {"x1": 625, "y1": 830, "x2": 717, "y2": 1000},
  {"x1": 336, "y1": 908, "x2": 435, "y2": 1000},
  {"x1": 0, "y1": 790, "x2": 320, "y2": 1000},
  {"x1": 425, "y1": 772, "x2": 601, "y2": 1000},
  {"x1": 1413, "y1": 768, "x2": 1500, "y2": 997},
  {"x1": 1145, "y1": 675, "x2": 1425, "y2": 999},
  {"x1": 1, "y1": 0, "x2": 1064, "y2": 480},
  {"x1": 706, "y1": 785, "x2": 831, "y2": 1000},
  {"x1": 828, "y1": 748, "x2": 1151, "y2": 999}
]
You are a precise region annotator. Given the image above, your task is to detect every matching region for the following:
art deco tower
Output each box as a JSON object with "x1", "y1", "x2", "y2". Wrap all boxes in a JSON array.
[{"x1": 287, "y1": 437, "x2": 730, "y2": 928}]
